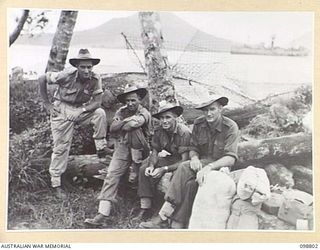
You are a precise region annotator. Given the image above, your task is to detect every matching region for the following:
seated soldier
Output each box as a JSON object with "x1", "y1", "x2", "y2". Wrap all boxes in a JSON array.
[
  {"x1": 139, "y1": 95, "x2": 240, "y2": 229},
  {"x1": 133, "y1": 101, "x2": 191, "y2": 221},
  {"x1": 84, "y1": 84, "x2": 151, "y2": 226}
]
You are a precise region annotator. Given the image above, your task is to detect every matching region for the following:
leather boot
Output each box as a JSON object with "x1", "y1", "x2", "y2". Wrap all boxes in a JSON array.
[
  {"x1": 53, "y1": 187, "x2": 67, "y2": 200},
  {"x1": 84, "y1": 213, "x2": 109, "y2": 227},
  {"x1": 131, "y1": 209, "x2": 152, "y2": 222},
  {"x1": 139, "y1": 216, "x2": 170, "y2": 229}
]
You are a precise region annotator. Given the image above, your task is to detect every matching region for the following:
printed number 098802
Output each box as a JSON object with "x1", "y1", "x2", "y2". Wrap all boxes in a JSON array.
[{"x1": 300, "y1": 244, "x2": 318, "y2": 248}]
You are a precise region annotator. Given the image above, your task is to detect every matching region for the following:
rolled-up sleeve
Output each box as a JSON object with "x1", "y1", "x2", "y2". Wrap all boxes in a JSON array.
[
  {"x1": 46, "y1": 72, "x2": 60, "y2": 85},
  {"x1": 139, "y1": 108, "x2": 151, "y2": 124},
  {"x1": 223, "y1": 124, "x2": 240, "y2": 161},
  {"x1": 46, "y1": 68, "x2": 76, "y2": 85}
]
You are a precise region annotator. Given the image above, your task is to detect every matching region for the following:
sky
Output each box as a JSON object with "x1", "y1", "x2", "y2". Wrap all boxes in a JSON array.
[{"x1": 8, "y1": 9, "x2": 313, "y2": 47}]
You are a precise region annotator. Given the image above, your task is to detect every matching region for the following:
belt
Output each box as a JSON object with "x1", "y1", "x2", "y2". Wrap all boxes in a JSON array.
[{"x1": 56, "y1": 100, "x2": 85, "y2": 108}]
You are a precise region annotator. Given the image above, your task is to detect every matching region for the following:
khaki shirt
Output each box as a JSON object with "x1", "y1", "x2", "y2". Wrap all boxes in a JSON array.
[
  {"x1": 151, "y1": 122, "x2": 191, "y2": 157},
  {"x1": 46, "y1": 68, "x2": 103, "y2": 106},
  {"x1": 113, "y1": 104, "x2": 151, "y2": 140},
  {"x1": 190, "y1": 115, "x2": 240, "y2": 161}
]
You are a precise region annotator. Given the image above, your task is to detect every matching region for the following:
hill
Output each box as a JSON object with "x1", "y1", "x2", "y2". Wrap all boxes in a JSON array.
[{"x1": 16, "y1": 12, "x2": 235, "y2": 52}]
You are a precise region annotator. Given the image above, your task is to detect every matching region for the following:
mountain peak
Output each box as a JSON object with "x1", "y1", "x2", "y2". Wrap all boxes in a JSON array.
[{"x1": 16, "y1": 12, "x2": 233, "y2": 52}]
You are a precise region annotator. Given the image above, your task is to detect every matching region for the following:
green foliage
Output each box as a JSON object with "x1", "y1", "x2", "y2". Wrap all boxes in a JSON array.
[
  {"x1": 286, "y1": 85, "x2": 312, "y2": 113},
  {"x1": 243, "y1": 113, "x2": 282, "y2": 138},
  {"x1": 242, "y1": 85, "x2": 312, "y2": 139},
  {"x1": 9, "y1": 121, "x2": 52, "y2": 191},
  {"x1": 10, "y1": 80, "x2": 48, "y2": 134}
]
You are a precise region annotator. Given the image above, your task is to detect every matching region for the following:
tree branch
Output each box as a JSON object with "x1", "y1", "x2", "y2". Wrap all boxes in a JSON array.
[{"x1": 9, "y1": 10, "x2": 30, "y2": 46}]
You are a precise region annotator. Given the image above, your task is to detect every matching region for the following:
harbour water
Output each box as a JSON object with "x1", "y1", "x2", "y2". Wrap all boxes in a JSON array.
[{"x1": 8, "y1": 45, "x2": 313, "y2": 100}]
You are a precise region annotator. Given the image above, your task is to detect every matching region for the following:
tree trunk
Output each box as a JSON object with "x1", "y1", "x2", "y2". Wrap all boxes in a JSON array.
[
  {"x1": 45, "y1": 11, "x2": 78, "y2": 72},
  {"x1": 9, "y1": 10, "x2": 30, "y2": 46},
  {"x1": 139, "y1": 12, "x2": 177, "y2": 114},
  {"x1": 30, "y1": 133, "x2": 312, "y2": 188},
  {"x1": 236, "y1": 133, "x2": 312, "y2": 169}
]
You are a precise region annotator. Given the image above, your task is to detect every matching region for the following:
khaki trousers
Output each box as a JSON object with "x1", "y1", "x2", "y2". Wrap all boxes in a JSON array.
[
  {"x1": 97, "y1": 129, "x2": 149, "y2": 203},
  {"x1": 50, "y1": 102, "x2": 107, "y2": 187}
]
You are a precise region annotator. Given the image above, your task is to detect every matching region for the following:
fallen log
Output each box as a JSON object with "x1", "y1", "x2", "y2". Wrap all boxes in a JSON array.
[
  {"x1": 235, "y1": 133, "x2": 312, "y2": 169},
  {"x1": 30, "y1": 133, "x2": 312, "y2": 185},
  {"x1": 29, "y1": 155, "x2": 112, "y2": 184}
]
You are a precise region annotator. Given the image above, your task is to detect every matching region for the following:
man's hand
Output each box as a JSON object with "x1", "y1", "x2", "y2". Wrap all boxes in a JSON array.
[
  {"x1": 44, "y1": 103, "x2": 60, "y2": 117},
  {"x1": 66, "y1": 108, "x2": 84, "y2": 121},
  {"x1": 122, "y1": 121, "x2": 137, "y2": 131},
  {"x1": 145, "y1": 166, "x2": 155, "y2": 177},
  {"x1": 196, "y1": 165, "x2": 211, "y2": 186},
  {"x1": 150, "y1": 167, "x2": 166, "y2": 179},
  {"x1": 190, "y1": 157, "x2": 202, "y2": 172},
  {"x1": 158, "y1": 150, "x2": 171, "y2": 158}
]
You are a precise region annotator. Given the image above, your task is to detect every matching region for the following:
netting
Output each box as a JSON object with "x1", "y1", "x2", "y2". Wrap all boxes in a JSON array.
[{"x1": 122, "y1": 31, "x2": 256, "y2": 106}]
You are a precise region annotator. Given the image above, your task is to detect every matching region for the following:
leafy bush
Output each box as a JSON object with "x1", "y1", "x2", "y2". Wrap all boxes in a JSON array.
[
  {"x1": 242, "y1": 85, "x2": 312, "y2": 139},
  {"x1": 286, "y1": 85, "x2": 312, "y2": 114},
  {"x1": 9, "y1": 121, "x2": 52, "y2": 191},
  {"x1": 10, "y1": 80, "x2": 48, "y2": 134}
]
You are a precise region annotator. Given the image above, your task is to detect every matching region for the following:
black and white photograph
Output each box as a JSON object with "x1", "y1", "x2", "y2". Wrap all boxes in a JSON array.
[{"x1": 7, "y1": 8, "x2": 313, "y2": 232}]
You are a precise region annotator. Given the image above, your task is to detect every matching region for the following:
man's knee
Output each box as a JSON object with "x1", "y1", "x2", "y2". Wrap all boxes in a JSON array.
[{"x1": 103, "y1": 171, "x2": 122, "y2": 189}]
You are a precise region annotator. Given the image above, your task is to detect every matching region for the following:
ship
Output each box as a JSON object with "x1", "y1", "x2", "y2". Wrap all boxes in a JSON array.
[
  {"x1": 231, "y1": 38, "x2": 309, "y2": 57},
  {"x1": 231, "y1": 45, "x2": 309, "y2": 57}
]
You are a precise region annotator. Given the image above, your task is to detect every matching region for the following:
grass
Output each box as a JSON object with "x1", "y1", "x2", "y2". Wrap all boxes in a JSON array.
[{"x1": 7, "y1": 176, "x2": 163, "y2": 230}]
